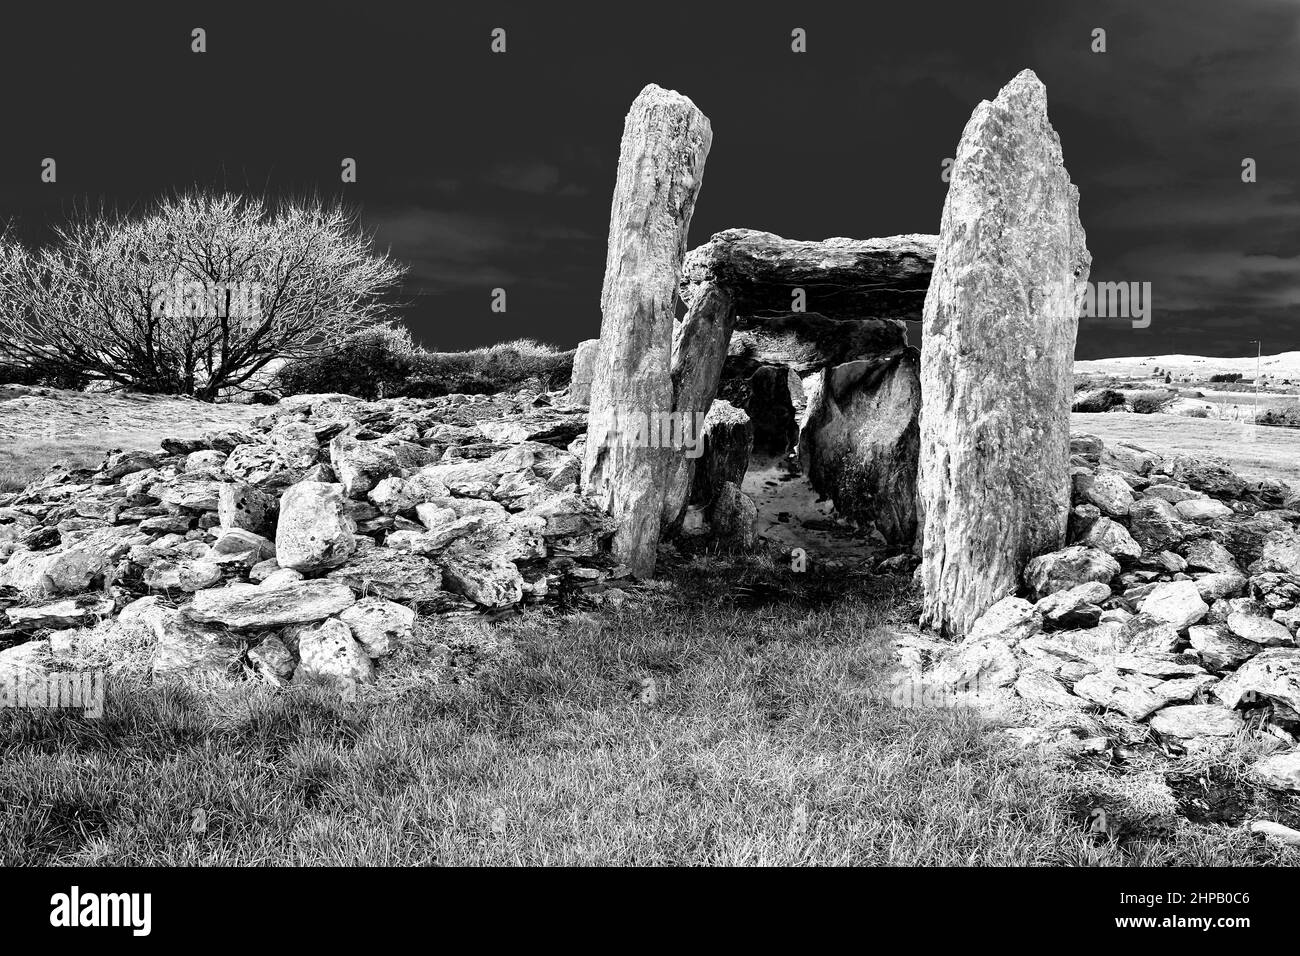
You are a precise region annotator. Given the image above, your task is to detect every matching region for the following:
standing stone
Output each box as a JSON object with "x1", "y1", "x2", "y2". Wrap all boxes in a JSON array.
[
  {"x1": 568, "y1": 338, "x2": 600, "y2": 405},
  {"x1": 920, "y1": 70, "x2": 1091, "y2": 638},
  {"x1": 582, "y1": 84, "x2": 712, "y2": 577}
]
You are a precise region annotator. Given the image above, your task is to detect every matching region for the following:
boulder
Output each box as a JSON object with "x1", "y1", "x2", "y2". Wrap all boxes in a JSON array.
[
  {"x1": 149, "y1": 606, "x2": 247, "y2": 678},
  {"x1": 1188, "y1": 624, "x2": 1260, "y2": 671},
  {"x1": 967, "y1": 596, "x2": 1043, "y2": 644},
  {"x1": 275, "y1": 481, "x2": 357, "y2": 572},
  {"x1": 185, "y1": 580, "x2": 356, "y2": 629},
  {"x1": 1170, "y1": 455, "x2": 1247, "y2": 500},
  {"x1": 1078, "y1": 516, "x2": 1141, "y2": 562},
  {"x1": 707, "y1": 481, "x2": 757, "y2": 548},
  {"x1": 439, "y1": 551, "x2": 523, "y2": 607},
  {"x1": 218, "y1": 480, "x2": 277, "y2": 536},
  {"x1": 799, "y1": 349, "x2": 920, "y2": 546},
  {"x1": 1149, "y1": 704, "x2": 1243, "y2": 739},
  {"x1": 1074, "y1": 470, "x2": 1134, "y2": 517},
  {"x1": 248, "y1": 635, "x2": 296, "y2": 684},
  {"x1": 1215, "y1": 648, "x2": 1300, "y2": 713},
  {"x1": 687, "y1": 400, "x2": 753, "y2": 510},
  {"x1": 1252, "y1": 750, "x2": 1300, "y2": 793},
  {"x1": 1137, "y1": 581, "x2": 1208, "y2": 630},
  {"x1": 1127, "y1": 498, "x2": 1189, "y2": 552},
  {"x1": 1225, "y1": 611, "x2": 1294, "y2": 647},
  {"x1": 1023, "y1": 546, "x2": 1120, "y2": 600},
  {"x1": 1036, "y1": 581, "x2": 1110, "y2": 629},
  {"x1": 329, "y1": 432, "x2": 401, "y2": 498},
  {"x1": 295, "y1": 618, "x2": 374, "y2": 689},
  {"x1": 338, "y1": 597, "x2": 416, "y2": 657},
  {"x1": 327, "y1": 548, "x2": 444, "y2": 602}
]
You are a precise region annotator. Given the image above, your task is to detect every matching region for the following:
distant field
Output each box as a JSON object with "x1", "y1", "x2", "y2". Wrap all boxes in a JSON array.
[
  {"x1": 0, "y1": 386, "x2": 261, "y2": 492},
  {"x1": 1072, "y1": 412, "x2": 1300, "y2": 487}
]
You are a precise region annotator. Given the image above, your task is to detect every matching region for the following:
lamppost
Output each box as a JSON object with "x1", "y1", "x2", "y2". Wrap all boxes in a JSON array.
[{"x1": 1248, "y1": 339, "x2": 1261, "y2": 425}]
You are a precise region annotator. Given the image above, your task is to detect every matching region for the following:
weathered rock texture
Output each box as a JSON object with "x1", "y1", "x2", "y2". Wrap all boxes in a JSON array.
[
  {"x1": 680, "y1": 229, "x2": 936, "y2": 321},
  {"x1": 661, "y1": 281, "x2": 737, "y2": 528},
  {"x1": 681, "y1": 233, "x2": 935, "y2": 549},
  {"x1": 920, "y1": 69, "x2": 1092, "y2": 638},
  {"x1": 800, "y1": 348, "x2": 921, "y2": 545},
  {"x1": 568, "y1": 338, "x2": 600, "y2": 406},
  {"x1": 582, "y1": 84, "x2": 712, "y2": 577}
]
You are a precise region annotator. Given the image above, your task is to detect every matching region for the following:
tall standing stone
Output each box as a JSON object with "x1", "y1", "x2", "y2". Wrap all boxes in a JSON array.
[
  {"x1": 582, "y1": 84, "x2": 712, "y2": 576},
  {"x1": 919, "y1": 70, "x2": 1092, "y2": 638}
]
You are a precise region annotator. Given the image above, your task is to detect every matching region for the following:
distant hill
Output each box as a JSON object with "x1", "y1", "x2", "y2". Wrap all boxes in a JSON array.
[{"x1": 1075, "y1": 351, "x2": 1300, "y2": 381}]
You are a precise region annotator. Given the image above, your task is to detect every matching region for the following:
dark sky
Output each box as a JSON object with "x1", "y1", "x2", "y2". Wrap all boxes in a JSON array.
[{"x1": 1, "y1": 0, "x2": 1296, "y2": 358}]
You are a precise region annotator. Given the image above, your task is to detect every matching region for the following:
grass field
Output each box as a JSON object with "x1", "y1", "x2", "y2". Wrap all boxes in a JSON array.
[
  {"x1": 3, "y1": 557, "x2": 1295, "y2": 866},
  {"x1": 1072, "y1": 412, "x2": 1300, "y2": 487},
  {"x1": 0, "y1": 387, "x2": 260, "y2": 492}
]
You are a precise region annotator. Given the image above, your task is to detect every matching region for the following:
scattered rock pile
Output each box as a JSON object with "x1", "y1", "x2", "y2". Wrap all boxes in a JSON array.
[
  {"x1": 0, "y1": 386, "x2": 624, "y2": 695},
  {"x1": 909, "y1": 434, "x2": 1300, "y2": 792}
]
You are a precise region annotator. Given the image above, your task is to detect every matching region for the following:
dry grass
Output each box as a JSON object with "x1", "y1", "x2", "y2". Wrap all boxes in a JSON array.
[
  {"x1": 1072, "y1": 412, "x2": 1300, "y2": 486},
  {"x1": 3, "y1": 557, "x2": 1295, "y2": 866},
  {"x1": 0, "y1": 386, "x2": 261, "y2": 492}
]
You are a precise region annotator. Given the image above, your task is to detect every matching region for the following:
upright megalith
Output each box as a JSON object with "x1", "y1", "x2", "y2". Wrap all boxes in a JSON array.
[
  {"x1": 582, "y1": 84, "x2": 712, "y2": 576},
  {"x1": 568, "y1": 338, "x2": 600, "y2": 406},
  {"x1": 919, "y1": 69, "x2": 1092, "y2": 638}
]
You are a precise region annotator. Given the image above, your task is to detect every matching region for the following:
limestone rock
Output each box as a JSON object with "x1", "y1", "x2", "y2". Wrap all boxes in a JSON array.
[
  {"x1": 581, "y1": 84, "x2": 712, "y2": 578},
  {"x1": 329, "y1": 432, "x2": 401, "y2": 498},
  {"x1": 1188, "y1": 624, "x2": 1260, "y2": 670},
  {"x1": 1079, "y1": 516, "x2": 1141, "y2": 562},
  {"x1": 295, "y1": 618, "x2": 375, "y2": 689},
  {"x1": 149, "y1": 606, "x2": 246, "y2": 678},
  {"x1": 1036, "y1": 581, "x2": 1110, "y2": 629},
  {"x1": 1251, "y1": 750, "x2": 1300, "y2": 793},
  {"x1": 1149, "y1": 704, "x2": 1243, "y2": 739},
  {"x1": 1226, "y1": 611, "x2": 1294, "y2": 647},
  {"x1": 1127, "y1": 498, "x2": 1189, "y2": 553},
  {"x1": 1023, "y1": 546, "x2": 1119, "y2": 600},
  {"x1": 1215, "y1": 648, "x2": 1300, "y2": 713},
  {"x1": 686, "y1": 400, "x2": 752, "y2": 511},
  {"x1": 185, "y1": 580, "x2": 356, "y2": 629},
  {"x1": 275, "y1": 481, "x2": 357, "y2": 572},
  {"x1": 338, "y1": 597, "x2": 416, "y2": 657},
  {"x1": 967, "y1": 596, "x2": 1042, "y2": 644},
  {"x1": 707, "y1": 481, "x2": 757, "y2": 548},
  {"x1": 568, "y1": 338, "x2": 600, "y2": 405},
  {"x1": 680, "y1": 229, "x2": 935, "y2": 322},
  {"x1": 919, "y1": 70, "x2": 1090, "y2": 637},
  {"x1": 1074, "y1": 470, "x2": 1134, "y2": 517},
  {"x1": 1170, "y1": 455, "x2": 1247, "y2": 500},
  {"x1": 660, "y1": 282, "x2": 737, "y2": 528},
  {"x1": 327, "y1": 548, "x2": 444, "y2": 602},
  {"x1": 800, "y1": 349, "x2": 920, "y2": 546},
  {"x1": 439, "y1": 551, "x2": 523, "y2": 607},
  {"x1": 218, "y1": 480, "x2": 277, "y2": 536},
  {"x1": 1138, "y1": 580, "x2": 1208, "y2": 630},
  {"x1": 248, "y1": 635, "x2": 295, "y2": 684}
]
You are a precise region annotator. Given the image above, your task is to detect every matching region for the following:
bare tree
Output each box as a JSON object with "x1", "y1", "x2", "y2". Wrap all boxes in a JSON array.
[{"x1": 0, "y1": 192, "x2": 405, "y2": 399}]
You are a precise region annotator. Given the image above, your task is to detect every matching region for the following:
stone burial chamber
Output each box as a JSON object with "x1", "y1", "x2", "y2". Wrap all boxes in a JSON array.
[
  {"x1": 577, "y1": 229, "x2": 938, "y2": 564},
  {"x1": 578, "y1": 68, "x2": 1088, "y2": 606},
  {"x1": 673, "y1": 229, "x2": 937, "y2": 555}
]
